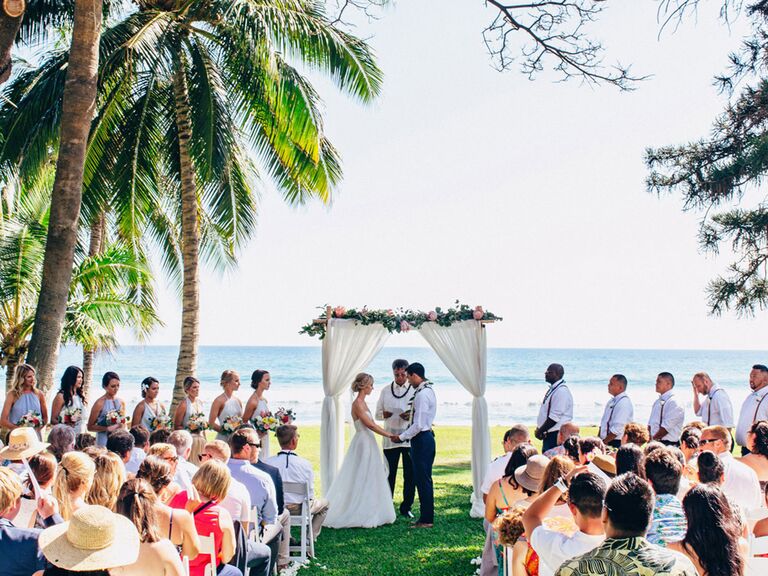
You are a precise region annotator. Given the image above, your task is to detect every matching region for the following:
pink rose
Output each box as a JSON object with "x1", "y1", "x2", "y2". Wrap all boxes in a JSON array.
[
  {"x1": 427, "y1": 311, "x2": 437, "y2": 321},
  {"x1": 473, "y1": 309, "x2": 484, "y2": 320},
  {"x1": 400, "y1": 320, "x2": 412, "y2": 332},
  {"x1": 386, "y1": 309, "x2": 394, "y2": 316},
  {"x1": 333, "y1": 306, "x2": 346, "y2": 317}
]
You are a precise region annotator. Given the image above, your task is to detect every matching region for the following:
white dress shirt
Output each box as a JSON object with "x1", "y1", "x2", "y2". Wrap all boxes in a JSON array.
[
  {"x1": 695, "y1": 384, "x2": 734, "y2": 427},
  {"x1": 399, "y1": 383, "x2": 436, "y2": 441},
  {"x1": 220, "y1": 476, "x2": 252, "y2": 524},
  {"x1": 481, "y1": 452, "x2": 513, "y2": 495},
  {"x1": 736, "y1": 386, "x2": 768, "y2": 446},
  {"x1": 174, "y1": 457, "x2": 198, "y2": 491},
  {"x1": 536, "y1": 380, "x2": 573, "y2": 432},
  {"x1": 598, "y1": 392, "x2": 634, "y2": 440},
  {"x1": 124, "y1": 447, "x2": 146, "y2": 475},
  {"x1": 375, "y1": 381, "x2": 415, "y2": 449},
  {"x1": 264, "y1": 450, "x2": 316, "y2": 503},
  {"x1": 719, "y1": 451, "x2": 762, "y2": 511},
  {"x1": 530, "y1": 525, "x2": 605, "y2": 576},
  {"x1": 648, "y1": 390, "x2": 685, "y2": 442}
]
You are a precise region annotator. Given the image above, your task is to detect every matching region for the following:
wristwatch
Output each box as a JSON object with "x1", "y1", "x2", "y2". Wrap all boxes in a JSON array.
[{"x1": 554, "y1": 477, "x2": 568, "y2": 494}]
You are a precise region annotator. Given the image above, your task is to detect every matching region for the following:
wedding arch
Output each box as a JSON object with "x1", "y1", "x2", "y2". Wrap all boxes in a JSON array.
[{"x1": 301, "y1": 303, "x2": 503, "y2": 518}]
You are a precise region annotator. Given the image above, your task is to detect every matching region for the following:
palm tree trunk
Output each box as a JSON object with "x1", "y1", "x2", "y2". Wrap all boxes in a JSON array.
[
  {"x1": 171, "y1": 62, "x2": 200, "y2": 414},
  {"x1": 82, "y1": 211, "x2": 105, "y2": 402},
  {"x1": 0, "y1": 10, "x2": 23, "y2": 85},
  {"x1": 26, "y1": 0, "x2": 102, "y2": 393}
]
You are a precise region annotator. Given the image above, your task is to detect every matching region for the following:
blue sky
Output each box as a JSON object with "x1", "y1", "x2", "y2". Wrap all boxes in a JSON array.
[{"x1": 129, "y1": 2, "x2": 768, "y2": 350}]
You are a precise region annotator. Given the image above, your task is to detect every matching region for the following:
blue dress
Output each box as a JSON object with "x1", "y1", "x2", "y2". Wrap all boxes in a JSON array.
[
  {"x1": 9, "y1": 392, "x2": 42, "y2": 430},
  {"x1": 95, "y1": 398, "x2": 123, "y2": 447}
]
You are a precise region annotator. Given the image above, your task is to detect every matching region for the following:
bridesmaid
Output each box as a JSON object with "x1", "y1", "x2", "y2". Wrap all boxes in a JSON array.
[
  {"x1": 50, "y1": 366, "x2": 86, "y2": 434},
  {"x1": 242, "y1": 369, "x2": 271, "y2": 459},
  {"x1": 208, "y1": 370, "x2": 243, "y2": 442},
  {"x1": 132, "y1": 376, "x2": 168, "y2": 432},
  {"x1": 174, "y1": 375, "x2": 206, "y2": 463},
  {"x1": 0, "y1": 364, "x2": 47, "y2": 437},
  {"x1": 87, "y1": 371, "x2": 127, "y2": 446}
]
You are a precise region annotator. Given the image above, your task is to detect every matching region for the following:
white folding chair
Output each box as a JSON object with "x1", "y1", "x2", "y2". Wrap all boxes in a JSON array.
[
  {"x1": 747, "y1": 534, "x2": 768, "y2": 575},
  {"x1": 248, "y1": 506, "x2": 260, "y2": 541},
  {"x1": 283, "y1": 481, "x2": 314, "y2": 563},
  {"x1": 501, "y1": 546, "x2": 511, "y2": 576},
  {"x1": 198, "y1": 532, "x2": 217, "y2": 576},
  {"x1": 182, "y1": 556, "x2": 190, "y2": 576}
]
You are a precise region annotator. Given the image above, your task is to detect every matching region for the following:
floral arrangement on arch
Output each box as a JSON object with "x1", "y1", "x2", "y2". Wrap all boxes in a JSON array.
[{"x1": 299, "y1": 301, "x2": 502, "y2": 339}]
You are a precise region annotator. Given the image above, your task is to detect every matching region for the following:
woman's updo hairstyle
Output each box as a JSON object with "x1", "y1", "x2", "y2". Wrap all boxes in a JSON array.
[
  {"x1": 251, "y1": 370, "x2": 269, "y2": 390},
  {"x1": 116, "y1": 478, "x2": 160, "y2": 544},
  {"x1": 351, "y1": 373, "x2": 373, "y2": 392},
  {"x1": 101, "y1": 371, "x2": 120, "y2": 389},
  {"x1": 697, "y1": 450, "x2": 725, "y2": 484},
  {"x1": 183, "y1": 376, "x2": 200, "y2": 392},
  {"x1": 750, "y1": 420, "x2": 768, "y2": 457},
  {"x1": 136, "y1": 455, "x2": 173, "y2": 495},
  {"x1": 140, "y1": 376, "x2": 158, "y2": 398},
  {"x1": 220, "y1": 370, "x2": 238, "y2": 389}
]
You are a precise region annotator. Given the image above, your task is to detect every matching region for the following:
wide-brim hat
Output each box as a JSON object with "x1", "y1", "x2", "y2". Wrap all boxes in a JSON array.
[
  {"x1": 514, "y1": 454, "x2": 550, "y2": 492},
  {"x1": 39, "y1": 505, "x2": 140, "y2": 570},
  {"x1": 592, "y1": 454, "x2": 617, "y2": 477},
  {"x1": 0, "y1": 427, "x2": 48, "y2": 460}
]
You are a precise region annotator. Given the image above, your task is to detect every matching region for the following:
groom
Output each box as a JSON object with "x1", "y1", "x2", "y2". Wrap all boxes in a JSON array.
[{"x1": 393, "y1": 362, "x2": 436, "y2": 528}]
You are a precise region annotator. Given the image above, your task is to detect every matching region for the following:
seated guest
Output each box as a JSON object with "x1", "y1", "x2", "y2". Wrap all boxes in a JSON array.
[
  {"x1": 621, "y1": 422, "x2": 650, "y2": 447},
  {"x1": 615, "y1": 444, "x2": 645, "y2": 478},
  {"x1": 52, "y1": 451, "x2": 95, "y2": 520},
  {"x1": 700, "y1": 425, "x2": 762, "y2": 510},
  {"x1": 1, "y1": 427, "x2": 49, "y2": 475},
  {"x1": 644, "y1": 448, "x2": 686, "y2": 547},
  {"x1": 667, "y1": 447, "x2": 692, "y2": 499},
  {"x1": 126, "y1": 426, "x2": 149, "y2": 475},
  {"x1": 86, "y1": 451, "x2": 125, "y2": 510},
  {"x1": 679, "y1": 427, "x2": 701, "y2": 482},
  {"x1": 168, "y1": 430, "x2": 198, "y2": 490},
  {"x1": 643, "y1": 440, "x2": 666, "y2": 457},
  {"x1": 668, "y1": 483, "x2": 747, "y2": 576},
  {"x1": 137, "y1": 456, "x2": 200, "y2": 561},
  {"x1": 114, "y1": 479, "x2": 185, "y2": 576},
  {"x1": 482, "y1": 424, "x2": 531, "y2": 501},
  {"x1": 697, "y1": 451, "x2": 725, "y2": 485},
  {"x1": 539, "y1": 456, "x2": 576, "y2": 518},
  {"x1": 555, "y1": 473, "x2": 697, "y2": 576},
  {"x1": 170, "y1": 461, "x2": 241, "y2": 576},
  {"x1": 47, "y1": 424, "x2": 75, "y2": 462},
  {"x1": 149, "y1": 428, "x2": 171, "y2": 446},
  {"x1": 753, "y1": 483, "x2": 768, "y2": 537},
  {"x1": 544, "y1": 422, "x2": 580, "y2": 458},
  {"x1": 577, "y1": 437, "x2": 605, "y2": 465},
  {"x1": 485, "y1": 444, "x2": 539, "y2": 524},
  {"x1": 74, "y1": 432, "x2": 95, "y2": 451},
  {"x1": 253, "y1": 450, "x2": 284, "y2": 515},
  {"x1": 524, "y1": 471, "x2": 606, "y2": 576},
  {"x1": 739, "y1": 420, "x2": 768, "y2": 487},
  {"x1": 16, "y1": 452, "x2": 57, "y2": 530},
  {"x1": 106, "y1": 429, "x2": 134, "y2": 468},
  {"x1": 146, "y1": 443, "x2": 182, "y2": 503},
  {"x1": 0, "y1": 465, "x2": 62, "y2": 576}
]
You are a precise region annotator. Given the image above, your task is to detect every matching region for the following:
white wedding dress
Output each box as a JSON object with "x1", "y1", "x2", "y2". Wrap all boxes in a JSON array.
[{"x1": 324, "y1": 414, "x2": 397, "y2": 528}]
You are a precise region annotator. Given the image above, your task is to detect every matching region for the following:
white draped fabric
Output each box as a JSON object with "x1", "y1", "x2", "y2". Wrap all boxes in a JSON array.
[
  {"x1": 321, "y1": 318, "x2": 390, "y2": 493},
  {"x1": 419, "y1": 320, "x2": 490, "y2": 517}
]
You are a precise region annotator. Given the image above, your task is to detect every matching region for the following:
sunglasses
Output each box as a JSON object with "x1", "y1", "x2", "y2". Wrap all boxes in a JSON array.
[
  {"x1": 248, "y1": 442, "x2": 261, "y2": 449},
  {"x1": 199, "y1": 453, "x2": 212, "y2": 462},
  {"x1": 700, "y1": 438, "x2": 721, "y2": 445}
]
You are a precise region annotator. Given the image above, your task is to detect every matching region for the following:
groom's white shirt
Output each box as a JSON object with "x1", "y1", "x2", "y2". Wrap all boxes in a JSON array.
[
  {"x1": 265, "y1": 450, "x2": 315, "y2": 504},
  {"x1": 376, "y1": 381, "x2": 415, "y2": 449},
  {"x1": 399, "y1": 383, "x2": 436, "y2": 441}
]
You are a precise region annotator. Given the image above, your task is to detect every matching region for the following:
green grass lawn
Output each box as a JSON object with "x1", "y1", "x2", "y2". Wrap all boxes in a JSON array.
[{"x1": 287, "y1": 425, "x2": 598, "y2": 576}]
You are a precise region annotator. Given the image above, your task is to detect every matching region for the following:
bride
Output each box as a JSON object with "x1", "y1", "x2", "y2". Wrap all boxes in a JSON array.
[{"x1": 324, "y1": 372, "x2": 397, "y2": 528}]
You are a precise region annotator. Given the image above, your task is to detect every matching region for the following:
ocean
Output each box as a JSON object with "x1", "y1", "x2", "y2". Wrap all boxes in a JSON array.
[{"x1": 55, "y1": 346, "x2": 768, "y2": 427}]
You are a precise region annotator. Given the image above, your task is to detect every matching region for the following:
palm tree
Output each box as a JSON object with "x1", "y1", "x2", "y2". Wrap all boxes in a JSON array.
[{"x1": 1, "y1": 0, "x2": 383, "y2": 407}]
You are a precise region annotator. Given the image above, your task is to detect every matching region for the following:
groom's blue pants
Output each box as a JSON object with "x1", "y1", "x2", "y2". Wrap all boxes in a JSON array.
[{"x1": 410, "y1": 430, "x2": 435, "y2": 524}]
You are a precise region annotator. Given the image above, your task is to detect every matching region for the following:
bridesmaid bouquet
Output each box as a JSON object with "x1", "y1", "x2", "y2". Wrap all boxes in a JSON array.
[
  {"x1": 187, "y1": 412, "x2": 209, "y2": 433},
  {"x1": 252, "y1": 411, "x2": 279, "y2": 434},
  {"x1": 17, "y1": 411, "x2": 43, "y2": 428},
  {"x1": 150, "y1": 412, "x2": 172, "y2": 431},
  {"x1": 274, "y1": 407, "x2": 296, "y2": 425},
  {"x1": 221, "y1": 415, "x2": 243, "y2": 434},
  {"x1": 59, "y1": 406, "x2": 82, "y2": 426},
  {"x1": 100, "y1": 410, "x2": 127, "y2": 427}
]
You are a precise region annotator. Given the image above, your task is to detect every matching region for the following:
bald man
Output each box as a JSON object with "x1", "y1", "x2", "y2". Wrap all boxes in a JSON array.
[{"x1": 535, "y1": 363, "x2": 574, "y2": 453}]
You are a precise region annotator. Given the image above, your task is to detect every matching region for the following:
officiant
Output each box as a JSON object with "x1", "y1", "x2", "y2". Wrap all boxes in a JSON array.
[{"x1": 375, "y1": 358, "x2": 416, "y2": 518}]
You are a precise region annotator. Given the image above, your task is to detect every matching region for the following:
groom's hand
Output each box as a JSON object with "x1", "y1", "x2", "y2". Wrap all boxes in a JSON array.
[{"x1": 391, "y1": 435, "x2": 402, "y2": 443}]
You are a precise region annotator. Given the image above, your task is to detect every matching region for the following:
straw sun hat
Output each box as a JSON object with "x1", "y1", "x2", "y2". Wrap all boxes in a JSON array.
[
  {"x1": 514, "y1": 455, "x2": 551, "y2": 492},
  {"x1": 39, "y1": 505, "x2": 140, "y2": 570},
  {"x1": 0, "y1": 427, "x2": 48, "y2": 460}
]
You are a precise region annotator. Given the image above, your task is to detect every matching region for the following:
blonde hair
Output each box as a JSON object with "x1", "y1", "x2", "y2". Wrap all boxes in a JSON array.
[
  {"x1": 539, "y1": 455, "x2": 575, "y2": 498},
  {"x1": 10, "y1": 363, "x2": 37, "y2": 397},
  {"x1": 193, "y1": 460, "x2": 231, "y2": 501},
  {"x1": 351, "y1": 372, "x2": 373, "y2": 393},
  {"x1": 0, "y1": 467, "x2": 22, "y2": 513},
  {"x1": 220, "y1": 370, "x2": 238, "y2": 388},
  {"x1": 703, "y1": 425, "x2": 732, "y2": 450},
  {"x1": 53, "y1": 451, "x2": 96, "y2": 520},
  {"x1": 147, "y1": 442, "x2": 177, "y2": 460},
  {"x1": 204, "y1": 440, "x2": 231, "y2": 462},
  {"x1": 86, "y1": 451, "x2": 126, "y2": 510}
]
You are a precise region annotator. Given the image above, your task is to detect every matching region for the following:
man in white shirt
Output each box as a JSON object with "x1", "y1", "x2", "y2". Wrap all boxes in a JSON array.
[
  {"x1": 393, "y1": 362, "x2": 437, "y2": 528},
  {"x1": 125, "y1": 426, "x2": 149, "y2": 475},
  {"x1": 535, "y1": 363, "x2": 573, "y2": 453},
  {"x1": 481, "y1": 424, "x2": 530, "y2": 501},
  {"x1": 700, "y1": 425, "x2": 762, "y2": 510},
  {"x1": 265, "y1": 424, "x2": 329, "y2": 544},
  {"x1": 736, "y1": 364, "x2": 768, "y2": 455},
  {"x1": 168, "y1": 430, "x2": 198, "y2": 491},
  {"x1": 375, "y1": 358, "x2": 416, "y2": 518},
  {"x1": 599, "y1": 374, "x2": 634, "y2": 449},
  {"x1": 692, "y1": 372, "x2": 734, "y2": 428},
  {"x1": 523, "y1": 470, "x2": 606, "y2": 576},
  {"x1": 648, "y1": 372, "x2": 685, "y2": 447}
]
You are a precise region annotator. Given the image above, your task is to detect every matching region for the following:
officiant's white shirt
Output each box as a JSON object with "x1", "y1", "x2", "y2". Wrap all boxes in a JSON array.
[
  {"x1": 536, "y1": 380, "x2": 573, "y2": 432},
  {"x1": 399, "y1": 384, "x2": 436, "y2": 441},
  {"x1": 265, "y1": 450, "x2": 316, "y2": 505},
  {"x1": 375, "y1": 381, "x2": 415, "y2": 449}
]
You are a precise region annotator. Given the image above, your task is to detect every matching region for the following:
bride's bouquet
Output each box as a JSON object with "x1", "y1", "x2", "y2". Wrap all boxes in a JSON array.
[
  {"x1": 99, "y1": 409, "x2": 127, "y2": 427},
  {"x1": 274, "y1": 407, "x2": 296, "y2": 425},
  {"x1": 17, "y1": 410, "x2": 42, "y2": 428},
  {"x1": 59, "y1": 406, "x2": 82, "y2": 426},
  {"x1": 150, "y1": 412, "x2": 172, "y2": 431},
  {"x1": 186, "y1": 412, "x2": 209, "y2": 433},
  {"x1": 252, "y1": 411, "x2": 279, "y2": 435},
  {"x1": 221, "y1": 415, "x2": 243, "y2": 435}
]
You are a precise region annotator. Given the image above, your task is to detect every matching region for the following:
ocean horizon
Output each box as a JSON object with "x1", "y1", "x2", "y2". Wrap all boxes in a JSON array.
[{"x1": 54, "y1": 345, "x2": 768, "y2": 427}]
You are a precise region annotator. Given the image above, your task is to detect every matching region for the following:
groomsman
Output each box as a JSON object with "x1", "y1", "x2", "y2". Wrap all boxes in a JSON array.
[
  {"x1": 648, "y1": 372, "x2": 685, "y2": 446},
  {"x1": 736, "y1": 364, "x2": 768, "y2": 455},
  {"x1": 691, "y1": 372, "x2": 734, "y2": 428},
  {"x1": 598, "y1": 374, "x2": 634, "y2": 449},
  {"x1": 375, "y1": 358, "x2": 416, "y2": 518},
  {"x1": 394, "y1": 362, "x2": 436, "y2": 528},
  {"x1": 535, "y1": 363, "x2": 573, "y2": 453}
]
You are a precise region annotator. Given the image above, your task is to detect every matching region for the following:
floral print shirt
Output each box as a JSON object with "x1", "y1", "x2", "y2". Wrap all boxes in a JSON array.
[{"x1": 646, "y1": 494, "x2": 687, "y2": 547}]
